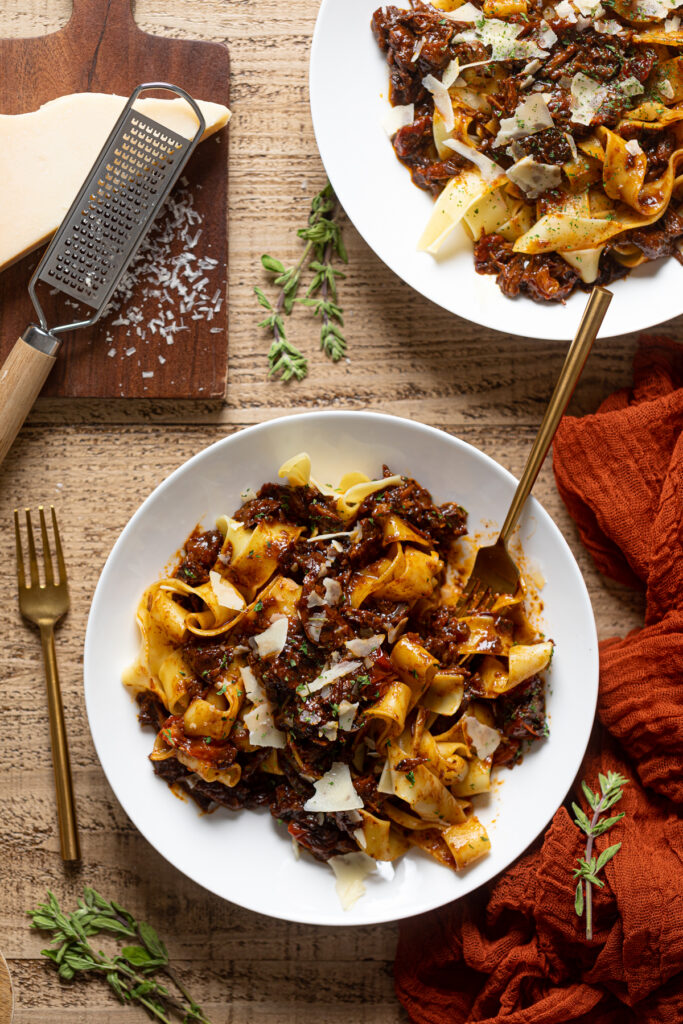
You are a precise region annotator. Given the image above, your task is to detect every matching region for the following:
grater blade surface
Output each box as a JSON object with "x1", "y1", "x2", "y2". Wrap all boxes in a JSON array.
[{"x1": 38, "y1": 111, "x2": 190, "y2": 311}]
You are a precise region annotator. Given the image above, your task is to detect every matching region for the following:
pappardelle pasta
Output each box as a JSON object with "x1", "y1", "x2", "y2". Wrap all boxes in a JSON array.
[
  {"x1": 373, "y1": 0, "x2": 683, "y2": 302},
  {"x1": 124, "y1": 456, "x2": 552, "y2": 909}
]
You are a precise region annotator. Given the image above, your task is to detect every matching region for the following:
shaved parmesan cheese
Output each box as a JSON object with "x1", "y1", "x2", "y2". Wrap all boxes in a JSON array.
[
  {"x1": 538, "y1": 20, "x2": 558, "y2": 47},
  {"x1": 479, "y1": 17, "x2": 522, "y2": 54},
  {"x1": 303, "y1": 763, "x2": 364, "y2": 812},
  {"x1": 302, "y1": 659, "x2": 362, "y2": 697},
  {"x1": 243, "y1": 704, "x2": 286, "y2": 749},
  {"x1": 564, "y1": 131, "x2": 578, "y2": 161},
  {"x1": 383, "y1": 103, "x2": 415, "y2": 137},
  {"x1": 523, "y1": 58, "x2": 543, "y2": 75},
  {"x1": 442, "y1": 58, "x2": 461, "y2": 88},
  {"x1": 506, "y1": 155, "x2": 562, "y2": 197},
  {"x1": 338, "y1": 700, "x2": 359, "y2": 731},
  {"x1": 448, "y1": 2, "x2": 485, "y2": 20},
  {"x1": 320, "y1": 721, "x2": 339, "y2": 741},
  {"x1": 463, "y1": 715, "x2": 501, "y2": 760},
  {"x1": 493, "y1": 94, "x2": 554, "y2": 147},
  {"x1": 621, "y1": 77, "x2": 645, "y2": 98},
  {"x1": 305, "y1": 610, "x2": 327, "y2": 643},
  {"x1": 574, "y1": 0, "x2": 603, "y2": 14},
  {"x1": 444, "y1": 138, "x2": 503, "y2": 181},
  {"x1": 354, "y1": 827, "x2": 367, "y2": 849},
  {"x1": 377, "y1": 758, "x2": 394, "y2": 794},
  {"x1": 555, "y1": 0, "x2": 577, "y2": 20},
  {"x1": 570, "y1": 73, "x2": 604, "y2": 126},
  {"x1": 329, "y1": 852, "x2": 376, "y2": 910},
  {"x1": 423, "y1": 74, "x2": 455, "y2": 132},
  {"x1": 307, "y1": 590, "x2": 326, "y2": 608},
  {"x1": 305, "y1": 531, "x2": 354, "y2": 543},
  {"x1": 594, "y1": 17, "x2": 625, "y2": 32},
  {"x1": 483, "y1": 18, "x2": 548, "y2": 59},
  {"x1": 323, "y1": 578, "x2": 342, "y2": 606},
  {"x1": 625, "y1": 138, "x2": 643, "y2": 155},
  {"x1": 345, "y1": 634, "x2": 384, "y2": 657},
  {"x1": 660, "y1": 79, "x2": 675, "y2": 99},
  {"x1": 251, "y1": 616, "x2": 288, "y2": 659},
  {"x1": 209, "y1": 570, "x2": 246, "y2": 612},
  {"x1": 411, "y1": 37, "x2": 425, "y2": 62},
  {"x1": 571, "y1": 72, "x2": 643, "y2": 128},
  {"x1": 240, "y1": 664, "x2": 267, "y2": 705},
  {"x1": 666, "y1": 15, "x2": 682, "y2": 30}
]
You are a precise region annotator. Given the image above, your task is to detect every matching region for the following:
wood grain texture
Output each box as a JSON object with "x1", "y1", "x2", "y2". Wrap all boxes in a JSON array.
[
  {"x1": 0, "y1": 0, "x2": 669, "y2": 1022},
  {"x1": 0, "y1": 955, "x2": 13, "y2": 1024},
  {"x1": 0, "y1": 0, "x2": 229, "y2": 399}
]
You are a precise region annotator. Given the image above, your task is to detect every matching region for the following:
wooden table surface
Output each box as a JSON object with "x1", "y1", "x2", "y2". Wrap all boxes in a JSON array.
[{"x1": 0, "y1": 0, "x2": 668, "y2": 1020}]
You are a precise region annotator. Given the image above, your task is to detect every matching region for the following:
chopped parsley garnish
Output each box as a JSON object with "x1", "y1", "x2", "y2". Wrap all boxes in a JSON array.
[{"x1": 406, "y1": 771, "x2": 416, "y2": 786}]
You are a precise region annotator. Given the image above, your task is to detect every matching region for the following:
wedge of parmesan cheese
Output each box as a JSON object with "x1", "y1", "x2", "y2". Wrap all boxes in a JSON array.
[{"x1": 0, "y1": 92, "x2": 231, "y2": 272}]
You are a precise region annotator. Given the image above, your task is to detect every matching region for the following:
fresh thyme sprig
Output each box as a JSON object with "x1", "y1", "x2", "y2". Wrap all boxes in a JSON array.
[
  {"x1": 28, "y1": 888, "x2": 211, "y2": 1024},
  {"x1": 572, "y1": 771, "x2": 628, "y2": 940},
  {"x1": 255, "y1": 181, "x2": 347, "y2": 381}
]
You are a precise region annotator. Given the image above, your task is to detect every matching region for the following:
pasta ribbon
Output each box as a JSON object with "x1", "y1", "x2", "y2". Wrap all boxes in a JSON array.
[
  {"x1": 443, "y1": 816, "x2": 491, "y2": 869},
  {"x1": 356, "y1": 810, "x2": 411, "y2": 860},
  {"x1": 596, "y1": 126, "x2": 683, "y2": 217},
  {"x1": 391, "y1": 636, "x2": 439, "y2": 707}
]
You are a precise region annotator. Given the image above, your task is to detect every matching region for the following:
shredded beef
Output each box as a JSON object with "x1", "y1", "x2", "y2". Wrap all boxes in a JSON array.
[
  {"x1": 175, "y1": 529, "x2": 222, "y2": 586},
  {"x1": 474, "y1": 233, "x2": 580, "y2": 303}
]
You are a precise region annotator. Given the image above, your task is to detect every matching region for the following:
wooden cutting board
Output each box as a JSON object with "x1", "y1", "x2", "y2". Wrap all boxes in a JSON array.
[{"x1": 0, "y1": 0, "x2": 230, "y2": 399}]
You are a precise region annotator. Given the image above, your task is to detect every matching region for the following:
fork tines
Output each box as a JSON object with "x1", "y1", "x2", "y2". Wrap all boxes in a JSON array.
[
  {"x1": 14, "y1": 506, "x2": 66, "y2": 590},
  {"x1": 457, "y1": 576, "x2": 491, "y2": 615}
]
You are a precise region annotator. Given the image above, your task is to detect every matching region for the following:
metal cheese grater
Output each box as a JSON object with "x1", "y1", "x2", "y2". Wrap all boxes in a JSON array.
[{"x1": 0, "y1": 82, "x2": 206, "y2": 465}]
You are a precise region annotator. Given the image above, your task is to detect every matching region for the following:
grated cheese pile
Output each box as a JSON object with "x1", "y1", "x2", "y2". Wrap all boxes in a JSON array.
[{"x1": 102, "y1": 179, "x2": 225, "y2": 379}]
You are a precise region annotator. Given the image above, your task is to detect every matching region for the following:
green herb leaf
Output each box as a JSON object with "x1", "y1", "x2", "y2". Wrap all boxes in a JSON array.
[
  {"x1": 255, "y1": 180, "x2": 347, "y2": 381},
  {"x1": 261, "y1": 254, "x2": 285, "y2": 274},
  {"x1": 572, "y1": 773, "x2": 628, "y2": 940},
  {"x1": 575, "y1": 881, "x2": 584, "y2": 916},
  {"x1": 29, "y1": 889, "x2": 212, "y2": 1023}
]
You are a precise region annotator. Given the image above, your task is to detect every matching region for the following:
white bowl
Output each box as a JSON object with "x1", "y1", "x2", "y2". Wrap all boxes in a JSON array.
[
  {"x1": 84, "y1": 412, "x2": 598, "y2": 925},
  {"x1": 309, "y1": 0, "x2": 683, "y2": 340}
]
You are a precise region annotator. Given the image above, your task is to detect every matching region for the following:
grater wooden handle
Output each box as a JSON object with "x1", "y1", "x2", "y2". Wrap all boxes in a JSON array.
[{"x1": 0, "y1": 335, "x2": 58, "y2": 466}]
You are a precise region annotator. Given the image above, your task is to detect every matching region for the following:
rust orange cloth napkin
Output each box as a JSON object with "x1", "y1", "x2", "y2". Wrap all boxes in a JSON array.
[{"x1": 394, "y1": 336, "x2": 683, "y2": 1024}]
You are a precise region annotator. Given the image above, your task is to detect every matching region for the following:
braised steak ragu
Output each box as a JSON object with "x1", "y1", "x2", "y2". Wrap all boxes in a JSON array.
[
  {"x1": 372, "y1": 0, "x2": 683, "y2": 302},
  {"x1": 132, "y1": 463, "x2": 550, "y2": 867}
]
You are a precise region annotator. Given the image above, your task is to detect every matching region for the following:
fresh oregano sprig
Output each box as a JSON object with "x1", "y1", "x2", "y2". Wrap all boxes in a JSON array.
[
  {"x1": 28, "y1": 888, "x2": 211, "y2": 1024},
  {"x1": 572, "y1": 771, "x2": 628, "y2": 940},
  {"x1": 255, "y1": 181, "x2": 347, "y2": 381}
]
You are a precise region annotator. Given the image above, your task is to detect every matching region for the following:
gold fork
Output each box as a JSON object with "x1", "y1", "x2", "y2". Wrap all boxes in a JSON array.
[
  {"x1": 14, "y1": 506, "x2": 80, "y2": 862},
  {"x1": 460, "y1": 285, "x2": 613, "y2": 614}
]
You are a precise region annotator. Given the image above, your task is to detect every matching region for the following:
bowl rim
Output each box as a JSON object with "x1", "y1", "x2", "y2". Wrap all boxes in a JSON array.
[{"x1": 83, "y1": 410, "x2": 598, "y2": 925}]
